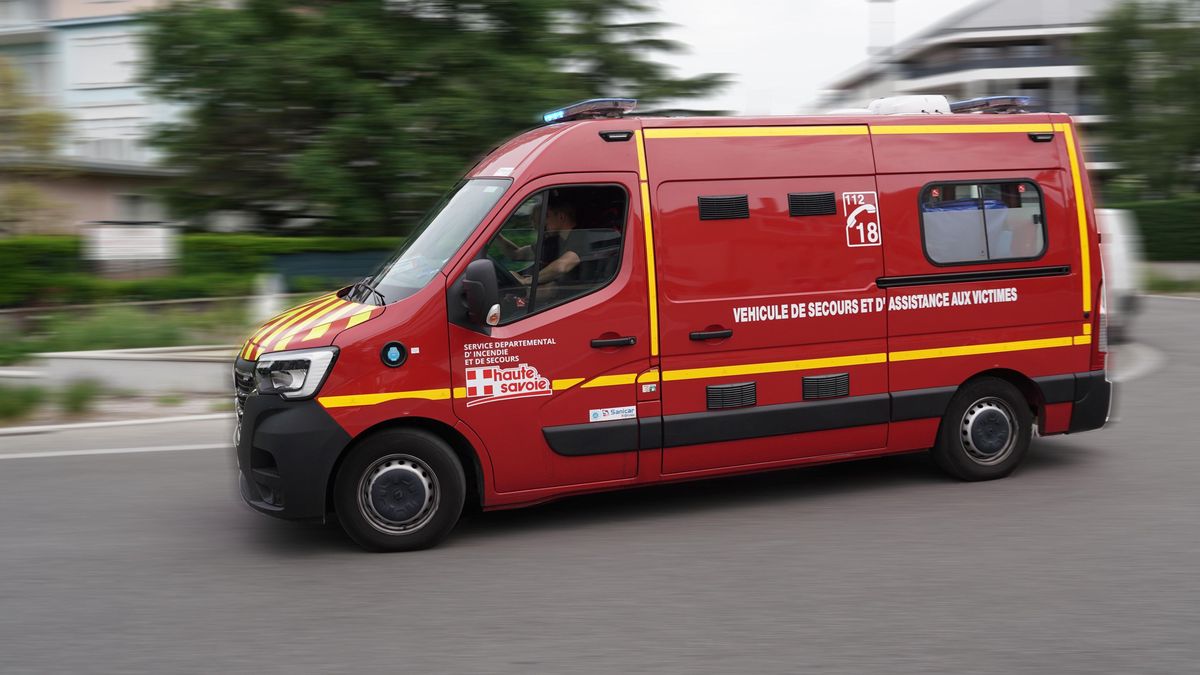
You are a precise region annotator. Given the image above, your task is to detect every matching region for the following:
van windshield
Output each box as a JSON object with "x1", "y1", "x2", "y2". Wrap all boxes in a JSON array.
[{"x1": 364, "y1": 178, "x2": 511, "y2": 304}]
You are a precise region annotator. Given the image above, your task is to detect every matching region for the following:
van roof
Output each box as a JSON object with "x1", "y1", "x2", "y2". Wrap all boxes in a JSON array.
[{"x1": 469, "y1": 111, "x2": 1075, "y2": 181}]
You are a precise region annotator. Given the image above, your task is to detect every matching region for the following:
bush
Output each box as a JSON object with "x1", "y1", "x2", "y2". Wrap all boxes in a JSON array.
[
  {"x1": 0, "y1": 234, "x2": 399, "y2": 307},
  {"x1": 60, "y1": 379, "x2": 102, "y2": 416},
  {"x1": 0, "y1": 383, "x2": 45, "y2": 421},
  {"x1": 1107, "y1": 196, "x2": 1200, "y2": 261}
]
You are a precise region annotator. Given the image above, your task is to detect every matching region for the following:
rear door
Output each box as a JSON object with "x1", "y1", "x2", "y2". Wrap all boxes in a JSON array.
[
  {"x1": 447, "y1": 173, "x2": 651, "y2": 493},
  {"x1": 643, "y1": 126, "x2": 890, "y2": 475}
]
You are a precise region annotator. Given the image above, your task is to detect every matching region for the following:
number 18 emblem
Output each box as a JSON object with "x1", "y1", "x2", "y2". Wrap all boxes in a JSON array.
[{"x1": 842, "y1": 191, "x2": 882, "y2": 247}]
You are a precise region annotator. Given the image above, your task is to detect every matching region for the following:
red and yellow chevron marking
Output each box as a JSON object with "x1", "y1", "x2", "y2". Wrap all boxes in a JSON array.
[{"x1": 239, "y1": 295, "x2": 383, "y2": 361}]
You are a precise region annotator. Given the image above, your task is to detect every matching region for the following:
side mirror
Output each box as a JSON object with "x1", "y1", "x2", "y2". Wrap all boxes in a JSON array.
[{"x1": 462, "y1": 259, "x2": 500, "y2": 326}]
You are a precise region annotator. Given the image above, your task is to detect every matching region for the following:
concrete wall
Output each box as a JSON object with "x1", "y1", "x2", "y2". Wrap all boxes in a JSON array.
[
  {"x1": 1, "y1": 172, "x2": 168, "y2": 234},
  {"x1": 50, "y1": 0, "x2": 167, "y2": 21}
]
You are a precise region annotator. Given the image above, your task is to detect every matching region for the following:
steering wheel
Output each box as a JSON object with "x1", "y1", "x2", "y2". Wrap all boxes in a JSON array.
[{"x1": 487, "y1": 255, "x2": 527, "y2": 288}]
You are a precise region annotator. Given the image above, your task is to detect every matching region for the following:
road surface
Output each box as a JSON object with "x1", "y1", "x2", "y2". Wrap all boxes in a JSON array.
[{"x1": 0, "y1": 296, "x2": 1195, "y2": 674}]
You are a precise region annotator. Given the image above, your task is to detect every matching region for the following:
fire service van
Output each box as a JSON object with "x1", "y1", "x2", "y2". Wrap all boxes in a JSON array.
[{"x1": 235, "y1": 96, "x2": 1112, "y2": 551}]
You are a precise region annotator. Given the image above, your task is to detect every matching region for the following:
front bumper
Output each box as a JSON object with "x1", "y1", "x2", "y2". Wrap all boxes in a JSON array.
[{"x1": 236, "y1": 392, "x2": 352, "y2": 521}]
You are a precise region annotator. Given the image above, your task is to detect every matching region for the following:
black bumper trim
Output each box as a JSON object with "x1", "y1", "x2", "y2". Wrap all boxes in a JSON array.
[
  {"x1": 236, "y1": 394, "x2": 352, "y2": 521},
  {"x1": 1068, "y1": 370, "x2": 1112, "y2": 433}
]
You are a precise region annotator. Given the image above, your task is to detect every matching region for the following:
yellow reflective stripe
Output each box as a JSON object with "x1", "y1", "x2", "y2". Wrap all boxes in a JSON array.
[
  {"x1": 644, "y1": 125, "x2": 867, "y2": 139},
  {"x1": 318, "y1": 389, "x2": 451, "y2": 409},
  {"x1": 1055, "y1": 123, "x2": 1093, "y2": 313},
  {"x1": 248, "y1": 302, "x2": 312, "y2": 343},
  {"x1": 636, "y1": 369, "x2": 659, "y2": 383},
  {"x1": 634, "y1": 130, "x2": 660, "y2": 357},
  {"x1": 872, "y1": 123, "x2": 1055, "y2": 135},
  {"x1": 1082, "y1": 323, "x2": 1092, "y2": 335},
  {"x1": 259, "y1": 297, "x2": 342, "y2": 349},
  {"x1": 889, "y1": 336, "x2": 1074, "y2": 363},
  {"x1": 1073, "y1": 334, "x2": 1092, "y2": 345},
  {"x1": 452, "y1": 387, "x2": 466, "y2": 399},
  {"x1": 662, "y1": 353, "x2": 887, "y2": 382},
  {"x1": 303, "y1": 322, "x2": 332, "y2": 342},
  {"x1": 582, "y1": 373, "x2": 638, "y2": 388},
  {"x1": 274, "y1": 336, "x2": 293, "y2": 351},
  {"x1": 345, "y1": 310, "x2": 374, "y2": 329},
  {"x1": 553, "y1": 378, "x2": 585, "y2": 390}
]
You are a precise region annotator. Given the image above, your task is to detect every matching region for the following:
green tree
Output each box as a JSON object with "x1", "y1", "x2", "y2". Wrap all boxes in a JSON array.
[
  {"x1": 143, "y1": 0, "x2": 725, "y2": 235},
  {"x1": 0, "y1": 58, "x2": 68, "y2": 235},
  {"x1": 1083, "y1": 0, "x2": 1200, "y2": 197}
]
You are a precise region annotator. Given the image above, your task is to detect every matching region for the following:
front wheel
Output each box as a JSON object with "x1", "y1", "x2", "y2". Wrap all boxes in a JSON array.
[
  {"x1": 334, "y1": 429, "x2": 466, "y2": 551},
  {"x1": 931, "y1": 377, "x2": 1033, "y2": 481}
]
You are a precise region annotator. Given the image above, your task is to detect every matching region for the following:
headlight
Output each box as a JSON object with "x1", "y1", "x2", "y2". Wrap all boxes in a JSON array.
[{"x1": 254, "y1": 347, "x2": 338, "y2": 400}]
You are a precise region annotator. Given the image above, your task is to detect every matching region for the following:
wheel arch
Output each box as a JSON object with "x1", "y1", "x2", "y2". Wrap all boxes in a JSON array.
[
  {"x1": 326, "y1": 417, "x2": 486, "y2": 517},
  {"x1": 961, "y1": 367, "x2": 1046, "y2": 419}
]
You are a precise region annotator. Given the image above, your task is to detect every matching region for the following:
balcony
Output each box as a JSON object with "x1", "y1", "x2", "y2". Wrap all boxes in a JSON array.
[
  {"x1": 900, "y1": 55, "x2": 1081, "y2": 80},
  {"x1": 0, "y1": 0, "x2": 49, "y2": 43}
]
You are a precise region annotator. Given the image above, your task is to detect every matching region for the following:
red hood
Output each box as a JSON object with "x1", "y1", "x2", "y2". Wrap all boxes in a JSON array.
[{"x1": 239, "y1": 293, "x2": 383, "y2": 361}]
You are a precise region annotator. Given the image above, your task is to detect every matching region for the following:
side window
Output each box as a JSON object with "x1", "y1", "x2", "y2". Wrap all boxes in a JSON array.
[
  {"x1": 482, "y1": 185, "x2": 627, "y2": 324},
  {"x1": 921, "y1": 180, "x2": 1046, "y2": 265}
]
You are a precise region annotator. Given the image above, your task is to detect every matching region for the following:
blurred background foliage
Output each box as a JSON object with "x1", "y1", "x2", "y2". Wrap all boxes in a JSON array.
[
  {"x1": 1085, "y1": 0, "x2": 1200, "y2": 198},
  {"x1": 0, "y1": 58, "x2": 69, "y2": 236},
  {"x1": 141, "y1": 0, "x2": 726, "y2": 236}
]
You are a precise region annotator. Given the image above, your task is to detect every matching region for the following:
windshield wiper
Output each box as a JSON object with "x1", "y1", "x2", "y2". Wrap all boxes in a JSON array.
[{"x1": 352, "y1": 277, "x2": 386, "y2": 306}]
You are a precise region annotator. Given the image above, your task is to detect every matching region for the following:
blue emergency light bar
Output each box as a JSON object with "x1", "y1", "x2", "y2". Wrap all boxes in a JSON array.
[
  {"x1": 950, "y1": 96, "x2": 1032, "y2": 114},
  {"x1": 541, "y1": 98, "x2": 637, "y2": 124}
]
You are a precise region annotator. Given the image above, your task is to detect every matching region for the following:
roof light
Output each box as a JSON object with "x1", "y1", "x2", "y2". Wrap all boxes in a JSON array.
[
  {"x1": 949, "y1": 96, "x2": 1032, "y2": 114},
  {"x1": 540, "y1": 98, "x2": 637, "y2": 124}
]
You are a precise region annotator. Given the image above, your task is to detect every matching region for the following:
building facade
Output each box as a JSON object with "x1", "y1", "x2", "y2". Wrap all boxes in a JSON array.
[
  {"x1": 1, "y1": 0, "x2": 172, "y2": 233},
  {"x1": 815, "y1": 0, "x2": 1121, "y2": 172}
]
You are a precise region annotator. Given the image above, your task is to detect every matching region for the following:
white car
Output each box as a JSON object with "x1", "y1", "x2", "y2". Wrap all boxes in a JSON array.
[{"x1": 1095, "y1": 208, "x2": 1144, "y2": 343}]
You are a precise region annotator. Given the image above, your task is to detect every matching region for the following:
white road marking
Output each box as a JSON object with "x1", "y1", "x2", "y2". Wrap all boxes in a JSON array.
[
  {"x1": 0, "y1": 443, "x2": 226, "y2": 461},
  {"x1": 0, "y1": 413, "x2": 232, "y2": 437}
]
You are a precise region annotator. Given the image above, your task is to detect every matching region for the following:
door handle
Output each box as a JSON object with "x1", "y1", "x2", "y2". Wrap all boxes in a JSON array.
[
  {"x1": 591, "y1": 336, "x2": 637, "y2": 348},
  {"x1": 690, "y1": 329, "x2": 733, "y2": 341}
]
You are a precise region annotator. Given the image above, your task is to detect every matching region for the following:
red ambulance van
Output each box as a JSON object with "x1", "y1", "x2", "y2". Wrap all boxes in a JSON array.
[{"x1": 234, "y1": 97, "x2": 1112, "y2": 551}]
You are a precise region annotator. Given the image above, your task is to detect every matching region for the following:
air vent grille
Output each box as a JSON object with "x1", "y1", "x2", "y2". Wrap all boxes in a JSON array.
[
  {"x1": 803, "y1": 373, "x2": 849, "y2": 400},
  {"x1": 707, "y1": 381, "x2": 757, "y2": 410},
  {"x1": 788, "y1": 192, "x2": 837, "y2": 216},
  {"x1": 698, "y1": 195, "x2": 750, "y2": 220}
]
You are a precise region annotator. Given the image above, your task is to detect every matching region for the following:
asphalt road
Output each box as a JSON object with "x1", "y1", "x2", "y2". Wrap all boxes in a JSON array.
[{"x1": 1, "y1": 297, "x2": 1196, "y2": 674}]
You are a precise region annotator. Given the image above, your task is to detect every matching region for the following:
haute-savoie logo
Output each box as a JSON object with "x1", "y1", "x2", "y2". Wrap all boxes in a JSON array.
[{"x1": 464, "y1": 364, "x2": 552, "y2": 406}]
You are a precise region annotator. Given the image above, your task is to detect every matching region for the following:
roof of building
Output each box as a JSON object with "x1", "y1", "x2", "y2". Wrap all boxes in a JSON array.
[{"x1": 824, "y1": 0, "x2": 1122, "y2": 91}]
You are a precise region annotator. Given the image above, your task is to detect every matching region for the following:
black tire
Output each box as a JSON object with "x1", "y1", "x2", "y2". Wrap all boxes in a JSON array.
[
  {"x1": 334, "y1": 428, "x2": 466, "y2": 552},
  {"x1": 931, "y1": 377, "x2": 1033, "y2": 481}
]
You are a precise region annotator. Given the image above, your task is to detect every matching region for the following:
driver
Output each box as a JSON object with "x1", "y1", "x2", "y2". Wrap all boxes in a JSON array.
[{"x1": 496, "y1": 201, "x2": 585, "y2": 286}]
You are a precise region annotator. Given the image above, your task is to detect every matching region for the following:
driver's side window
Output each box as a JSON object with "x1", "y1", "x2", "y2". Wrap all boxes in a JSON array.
[{"x1": 483, "y1": 184, "x2": 627, "y2": 324}]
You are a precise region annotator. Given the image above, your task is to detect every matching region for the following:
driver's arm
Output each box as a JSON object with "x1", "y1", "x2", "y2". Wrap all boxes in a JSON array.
[
  {"x1": 497, "y1": 234, "x2": 533, "y2": 261},
  {"x1": 525, "y1": 250, "x2": 580, "y2": 285}
]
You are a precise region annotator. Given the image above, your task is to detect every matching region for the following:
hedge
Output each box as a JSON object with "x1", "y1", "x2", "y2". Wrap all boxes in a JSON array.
[
  {"x1": 1106, "y1": 196, "x2": 1200, "y2": 261},
  {"x1": 0, "y1": 234, "x2": 402, "y2": 307}
]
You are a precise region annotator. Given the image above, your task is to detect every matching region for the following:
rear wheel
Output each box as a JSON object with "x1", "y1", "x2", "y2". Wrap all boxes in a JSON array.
[
  {"x1": 931, "y1": 377, "x2": 1032, "y2": 481},
  {"x1": 334, "y1": 429, "x2": 466, "y2": 551}
]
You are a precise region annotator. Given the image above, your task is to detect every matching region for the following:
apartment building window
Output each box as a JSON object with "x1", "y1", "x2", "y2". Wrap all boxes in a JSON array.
[
  {"x1": 71, "y1": 34, "x2": 139, "y2": 88},
  {"x1": 0, "y1": 0, "x2": 35, "y2": 25},
  {"x1": 1010, "y1": 43, "x2": 1052, "y2": 59}
]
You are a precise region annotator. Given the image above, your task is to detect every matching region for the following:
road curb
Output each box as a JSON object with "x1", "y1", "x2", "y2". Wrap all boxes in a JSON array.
[{"x1": 0, "y1": 413, "x2": 232, "y2": 437}]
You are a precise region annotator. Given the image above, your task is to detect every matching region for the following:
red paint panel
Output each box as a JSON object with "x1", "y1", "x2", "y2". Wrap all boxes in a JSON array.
[
  {"x1": 888, "y1": 419, "x2": 941, "y2": 454},
  {"x1": 870, "y1": 117, "x2": 1062, "y2": 174},
  {"x1": 644, "y1": 132, "x2": 873, "y2": 181},
  {"x1": 1041, "y1": 402, "x2": 1072, "y2": 435}
]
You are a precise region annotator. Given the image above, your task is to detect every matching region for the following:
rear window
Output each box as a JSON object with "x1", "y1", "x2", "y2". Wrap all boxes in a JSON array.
[{"x1": 920, "y1": 180, "x2": 1046, "y2": 265}]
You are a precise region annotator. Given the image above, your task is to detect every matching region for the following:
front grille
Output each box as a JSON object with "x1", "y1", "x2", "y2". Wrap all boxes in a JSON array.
[{"x1": 233, "y1": 358, "x2": 255, "y2": 419}]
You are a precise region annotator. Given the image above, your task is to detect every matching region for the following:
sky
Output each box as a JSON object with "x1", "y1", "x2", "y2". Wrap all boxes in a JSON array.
[{"x1": 652, "y1": 0, "x2": 979, "y2": 114}]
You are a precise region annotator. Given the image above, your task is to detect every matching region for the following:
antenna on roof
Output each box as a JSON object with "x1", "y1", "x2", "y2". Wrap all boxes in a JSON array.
[{"x1": 949, "y1": 96, "x2": 1032, "y2": 114}]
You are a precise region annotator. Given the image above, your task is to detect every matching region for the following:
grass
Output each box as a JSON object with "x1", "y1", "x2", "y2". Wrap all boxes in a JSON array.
[
  {"x1": 1144, "y1": 272, "x2": 1200, "y2": 294},
  {"x1": 0, "y1": 303, "x2": 257, "y2": 366},
  {"x1": 59, "y1": 379, "x2": 103, "y2": 416},
  {"x1": 0, "y1": 383, "x2": 45, "y2": 421},
  {"x1": 156, "y1": 393, "x2": 185, "y2": 407}
]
